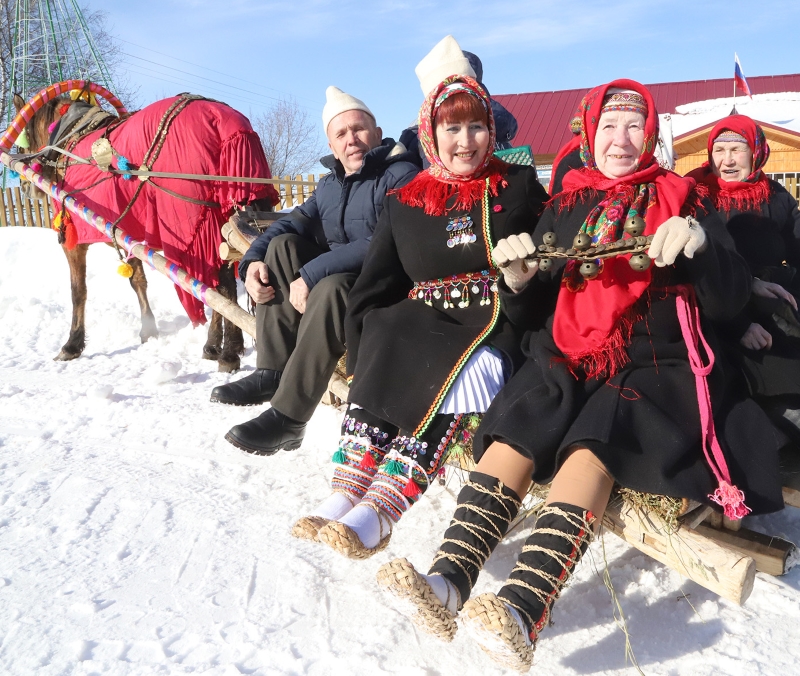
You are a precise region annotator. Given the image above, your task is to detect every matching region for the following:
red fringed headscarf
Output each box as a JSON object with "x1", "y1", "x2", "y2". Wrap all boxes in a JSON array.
[
  {"x1": 685, "y1": 115, "x2": 771, "y2": 212},
  {"x1": 551, "y1": 79, "x2": 697, "y2": 379},
  {"x1": 393, "y1": 74, "x2": 507, "y2": 216}
]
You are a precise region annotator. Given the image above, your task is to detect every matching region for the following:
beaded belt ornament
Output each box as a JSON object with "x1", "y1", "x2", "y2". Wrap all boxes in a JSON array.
[
  {"x1": 409, "y1": 269, "x2": 499, "y2": 309},
  {"x1": 446, "y1": 214, "x2": 477, "y2": 247}
]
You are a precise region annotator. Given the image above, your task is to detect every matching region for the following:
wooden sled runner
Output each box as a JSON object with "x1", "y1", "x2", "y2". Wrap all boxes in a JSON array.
[{"x1": 221, "y1": 209, "x2": 799, "y2": 606}]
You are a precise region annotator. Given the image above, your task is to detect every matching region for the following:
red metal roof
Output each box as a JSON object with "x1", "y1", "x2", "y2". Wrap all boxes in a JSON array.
[{"x1": 495, "y1": 74, "x2": 800, "y2": 158}]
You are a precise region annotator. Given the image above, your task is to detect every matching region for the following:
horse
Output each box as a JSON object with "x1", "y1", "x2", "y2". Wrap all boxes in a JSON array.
[{"x1": 14, "y1": 90, "x2": 279, "y2": 371}]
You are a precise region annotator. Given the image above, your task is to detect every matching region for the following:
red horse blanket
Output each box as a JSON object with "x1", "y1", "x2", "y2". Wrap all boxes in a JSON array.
[{"x1": 58, "y1": 96, "x2": 278, "y2": 323}]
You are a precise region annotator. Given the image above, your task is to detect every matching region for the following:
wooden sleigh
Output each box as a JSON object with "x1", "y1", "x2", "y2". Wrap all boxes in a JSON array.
[{"x1": 221, "y1": 209, "x2": 799, "y2": 607}]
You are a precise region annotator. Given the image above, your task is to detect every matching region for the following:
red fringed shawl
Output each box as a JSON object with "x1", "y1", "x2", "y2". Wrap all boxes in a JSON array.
[
  {"x1": 685, "y1": 114, "x2": 772, "y2": 213},
  {"x1": 550, "y1": 79, "x2": 697, "y2": 379}
]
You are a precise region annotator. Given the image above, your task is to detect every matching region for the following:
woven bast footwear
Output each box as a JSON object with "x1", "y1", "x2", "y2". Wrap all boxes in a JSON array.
[
  {"x1": 428, "y1": 472, "x2": 522, "y2": 606},
  {"x1": 497, "y1": 503, "x2": 595, "y2": 642},
  {"x1": 461, "y1": 592, "x2": 534, "y2": 672},
  {"x1": 377, "y1": 558, "x2": 458, "y2": 641},
  {"x1": 462, "y1": 503, "x2": 595, "y2": 671},
  {"x1": 290, "y1": 515, "x2": 330, "y2": 542},
  {"x1": 316, "y1": 519, "x2": 391, "y2": 559}
]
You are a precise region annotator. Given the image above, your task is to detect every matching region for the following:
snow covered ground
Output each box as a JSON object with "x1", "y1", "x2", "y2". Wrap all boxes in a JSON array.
[{"x1": 2, "y1": 226, "x2": 800, "y2": 676}]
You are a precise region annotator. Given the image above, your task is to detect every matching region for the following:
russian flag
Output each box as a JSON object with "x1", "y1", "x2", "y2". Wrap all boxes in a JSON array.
[{"x1": 735, "y1": 53, "x2": 752, "y2": 98}]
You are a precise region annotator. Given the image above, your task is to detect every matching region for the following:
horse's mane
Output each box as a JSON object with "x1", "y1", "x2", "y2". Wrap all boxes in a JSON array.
[{"x1": 26, "y1": 96, "x2": 70, "y2": 151}]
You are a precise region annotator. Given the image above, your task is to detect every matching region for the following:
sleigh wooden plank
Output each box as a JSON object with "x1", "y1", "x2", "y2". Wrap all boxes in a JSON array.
[
  {"x1": 221, "y1": 210, "x2": 282, "y2": 258},
  {"x1": 602, "y1": 497, "x2": 757, "y2": 605}
]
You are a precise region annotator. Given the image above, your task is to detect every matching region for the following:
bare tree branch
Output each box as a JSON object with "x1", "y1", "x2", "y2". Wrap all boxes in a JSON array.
[{"x1": 252, "y1": 98, "x2": 326, "y2": 177}]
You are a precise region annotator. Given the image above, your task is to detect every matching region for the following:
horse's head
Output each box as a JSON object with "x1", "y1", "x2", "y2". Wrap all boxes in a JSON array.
[{"x1": 13, "y1": 93, "x2": 72, "y2": 199}]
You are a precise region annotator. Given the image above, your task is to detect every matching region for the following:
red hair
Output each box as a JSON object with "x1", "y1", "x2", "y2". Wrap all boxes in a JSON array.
[{"x1": 434, "y1": 92, "x2": 488, "y2": 126}]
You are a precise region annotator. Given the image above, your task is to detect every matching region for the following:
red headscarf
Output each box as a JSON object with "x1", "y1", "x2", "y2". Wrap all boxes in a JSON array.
[
  {"x1": 551, "y1": 79, "x2": 697, "y2": 379},
  {"x1": 685, "y1": 115, "x2": 771, "y2": 212},
  {"x1": 393, "y1": 74, "x2": 507, "y2": 216}
]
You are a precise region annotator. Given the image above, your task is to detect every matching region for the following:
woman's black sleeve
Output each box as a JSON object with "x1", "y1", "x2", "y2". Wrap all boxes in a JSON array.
[{"x1": 344, "y1": 197, "x2": 412, "y2": 378}]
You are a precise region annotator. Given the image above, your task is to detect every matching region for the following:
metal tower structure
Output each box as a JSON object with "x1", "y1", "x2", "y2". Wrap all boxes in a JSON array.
[{"x1": 3, "y1": 0, "x2": 117, "y2": 181}]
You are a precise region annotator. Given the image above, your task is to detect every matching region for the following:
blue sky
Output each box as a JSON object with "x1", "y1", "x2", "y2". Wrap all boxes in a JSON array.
[{"x1": 92, "y1": 0, "x2": 800, "y2": 172}]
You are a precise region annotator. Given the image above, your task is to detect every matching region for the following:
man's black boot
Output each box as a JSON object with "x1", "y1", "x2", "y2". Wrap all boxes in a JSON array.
[
  {"x1": 210, "y1": 369, "x2": 281, "y2": 406},
  {"x1": 225, "y1": 407, "x2": 306, "y2": 455}
]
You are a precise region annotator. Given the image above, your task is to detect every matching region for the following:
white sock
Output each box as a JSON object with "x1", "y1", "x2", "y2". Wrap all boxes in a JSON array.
[
  {"x1": 505, "y1": 603, "x2": 532, "y2": 646},
  {"x1": 422, "y1": 573, "x2": 458, "y2": 615},
  {"x1": 311, "y1": 492, "x2": 358, "y2": 521},
  {"x1": 338, "y1": 504, "x2": 390, "y2": 549}
]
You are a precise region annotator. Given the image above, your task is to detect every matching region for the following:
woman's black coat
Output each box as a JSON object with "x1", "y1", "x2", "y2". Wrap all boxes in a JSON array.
[
  {"x1": 717, "y1": 180, "x2": 800, "y2": 398},
  {"x1": 476, "y1": 192, "x2": 785, "y2": 515},
  {"x1": 345, "y1": 164, "x2": 548, "y2": 435}
]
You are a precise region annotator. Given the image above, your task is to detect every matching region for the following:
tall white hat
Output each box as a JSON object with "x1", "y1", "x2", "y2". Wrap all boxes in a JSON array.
[
  {"x1": 322, "y1": 86, "x2": 375, "y2": 133},
  {"x1": 415, "y1": 35, "x2": 475, "y2": 97}
]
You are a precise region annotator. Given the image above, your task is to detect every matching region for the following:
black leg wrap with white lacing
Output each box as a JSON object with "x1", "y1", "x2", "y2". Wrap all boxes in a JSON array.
[
  {"x1": 428, "y1": 471, "x2": 522, "y2": 608},
  {"x1": 497, "y1": 502, "x2": 595, "y2": 642}
]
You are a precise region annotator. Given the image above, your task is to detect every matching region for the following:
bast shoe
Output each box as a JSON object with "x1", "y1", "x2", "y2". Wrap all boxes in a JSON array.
[
  {"x1": 224, "y1": 407, "x2": 306, "y2": 455},
  {"x1": 377, "y1": 558, "x2": 458, "y2": 641},
  {"x1": 210, "y1": 368, "x2": 281, "y2": 406}
]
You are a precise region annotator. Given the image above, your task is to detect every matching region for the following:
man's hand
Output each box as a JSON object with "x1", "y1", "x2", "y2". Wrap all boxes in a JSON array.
[
  {"x1": 289, "y1": 277, "x2": 310, "y2": 314},
  {"x1": 752, "y1": 278, "x2": 798, "y2": 311},
  {"x1": 492, "y1": 233, "x2": 539, "y2": 292},
  {"x1": 244, "y1": 262, "x2": 275, "y2": 304},
  {"x1": 648, "y1": 216, "x2": 707, "y2": 267},
  {"x1": 740, "y1": 322, "x2": 773, "y2": 350}
]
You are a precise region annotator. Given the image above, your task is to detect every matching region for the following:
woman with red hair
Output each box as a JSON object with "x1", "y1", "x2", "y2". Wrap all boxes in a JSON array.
[
  {"x1": 687, "y1": 115, "x2": 800, "y2": 444},
  {"x1": 290, "y1": 36, "x2": 549, "y2": 559},
  {"x1": 379, "y1": 81, "x2": 785, "y2": 671}
]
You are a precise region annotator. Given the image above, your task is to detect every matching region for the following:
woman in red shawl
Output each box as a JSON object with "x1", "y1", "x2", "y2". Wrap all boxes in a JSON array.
[
  {"x1": 378, "y1": 81, "x2": 785, "y2": 670},
  {"x1": 687, "y1": 116, "x2": 800, "y2": 444}
]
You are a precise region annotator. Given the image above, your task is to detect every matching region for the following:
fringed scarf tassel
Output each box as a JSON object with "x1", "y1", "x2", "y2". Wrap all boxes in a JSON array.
[
  {"x1": 555, "y1": 304, "x2": 642, "y2": 381},
  {"x1": 392, "y1": 159, "x2": 507, "y2": 217},
  {"x1": 714, "y1": 177, "x2": 772, "y2": 214}
]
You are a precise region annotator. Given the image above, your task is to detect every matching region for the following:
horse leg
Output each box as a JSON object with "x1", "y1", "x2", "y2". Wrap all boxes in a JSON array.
[
  {"x1": 128, "y1": 257, "x2": 159, "y2": 343},
  {"x1": 55, "y1": 243, "x2": 89, "y2": 361},
  {"x1": 203, "y1": 302, "x2": 224, "y2": 364},
  {"x1": 216, "y1": 262, "x2": 244, "y2": 373}
]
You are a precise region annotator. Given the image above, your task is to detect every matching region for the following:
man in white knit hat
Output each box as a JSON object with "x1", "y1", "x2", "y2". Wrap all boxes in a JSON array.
[{"x1": 212, "y1": 86, "x2": 418, "y2": 455}]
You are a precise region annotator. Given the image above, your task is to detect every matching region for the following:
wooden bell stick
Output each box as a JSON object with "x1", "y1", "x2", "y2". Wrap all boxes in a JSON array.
[{"x1": 1, "y1": 152, "x2": 256, "y2": 338}]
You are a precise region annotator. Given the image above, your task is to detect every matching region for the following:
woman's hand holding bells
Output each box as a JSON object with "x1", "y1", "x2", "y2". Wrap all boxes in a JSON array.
[
  {"x1": 648, "y1": 215, "x2": 707, "y2": 267},
  {"x1": 492, "y1": 233, "x2": 539, "y2": 291}
]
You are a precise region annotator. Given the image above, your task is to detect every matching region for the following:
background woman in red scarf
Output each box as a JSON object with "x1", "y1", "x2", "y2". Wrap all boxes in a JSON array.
[
  {"x1": 687, "y1": 116, "x2": 800, "y2": 446},
  {"x1": 290, "y1": 37, "x2": 548, "y2": 560},
  {"x1": 379, "y1": 80, "x2": 785, "y2": 671}
]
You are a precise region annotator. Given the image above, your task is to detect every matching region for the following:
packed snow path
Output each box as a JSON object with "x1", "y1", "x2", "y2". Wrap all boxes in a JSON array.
[{"x1": 1, "y1": 227, "x2": 799, "y2": 675}]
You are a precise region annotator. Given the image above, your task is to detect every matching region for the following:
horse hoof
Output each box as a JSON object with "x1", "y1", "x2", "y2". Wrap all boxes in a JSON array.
[
  {"x1": 218, "y1": 358, "x2": 241, "y2": 373},
  {"x1": 54, "y1": 348, "x2": 81, "y2": 361},
  {"x1": 202, "y1": 346, "x2": 221, "y2": 361},
  {"x1": 140, "y1": 330, "x2": 159, "y2": 344}
]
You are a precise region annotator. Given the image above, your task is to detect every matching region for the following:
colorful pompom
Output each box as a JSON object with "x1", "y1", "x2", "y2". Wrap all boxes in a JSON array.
[
  {"x1": 359, "y1": 451, "x2": 377, "y2": 471},
  {"x1": 402, "y1": 478, "x2": 422, "y2": 498},
  {"x1": 384, "y1": 457, "x2": 405, "y2": 476},
  {"x1": 332, "y1": 447, "x2": 347, "y2": 464},
  {"x1": 117, "y1": 156, "x2": 132, "y2": 180},
  {"x1": 117, "y1": 262, "x2": 134, "y2": 278}
]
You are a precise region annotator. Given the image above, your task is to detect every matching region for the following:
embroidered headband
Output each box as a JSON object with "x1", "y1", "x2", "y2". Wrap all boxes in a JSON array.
[
  {"x1": 601, "y1": 90, "x2": 648, "y2": 116},
  {"x1": 433, "y1": 83, "x2": 488, "y2": 116},
  {"x1": 713, "y1": 130, "x2": 749, "y2": 145}
]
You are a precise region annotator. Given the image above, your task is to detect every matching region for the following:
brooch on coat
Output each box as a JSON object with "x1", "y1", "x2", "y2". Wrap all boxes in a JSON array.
[{"x1": 446, "y1": 214, "x2": 477, "y2": 247}]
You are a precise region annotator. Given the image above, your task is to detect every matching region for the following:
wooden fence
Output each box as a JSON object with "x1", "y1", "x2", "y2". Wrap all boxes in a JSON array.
[
  {"x1": 273, "y1": 174, "x2": 321, "y2": 209},
  {"x1": 768, "y1": 173, "x2": 800, "y2": 200},
  {"x1": 0, "y1": 176, "x2": 323, "y2": 228},
  {"x1": 0, "y1": 186, "x2": 52, "y2": 228}
]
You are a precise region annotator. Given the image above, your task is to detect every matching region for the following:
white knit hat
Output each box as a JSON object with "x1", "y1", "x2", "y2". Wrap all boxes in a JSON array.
[
  {"x1": 415, "y1": 35, "x2": 475, "y2": 97},
  {"x1": 322, "y1": 86, "x2": 375, "y2": 133}
]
